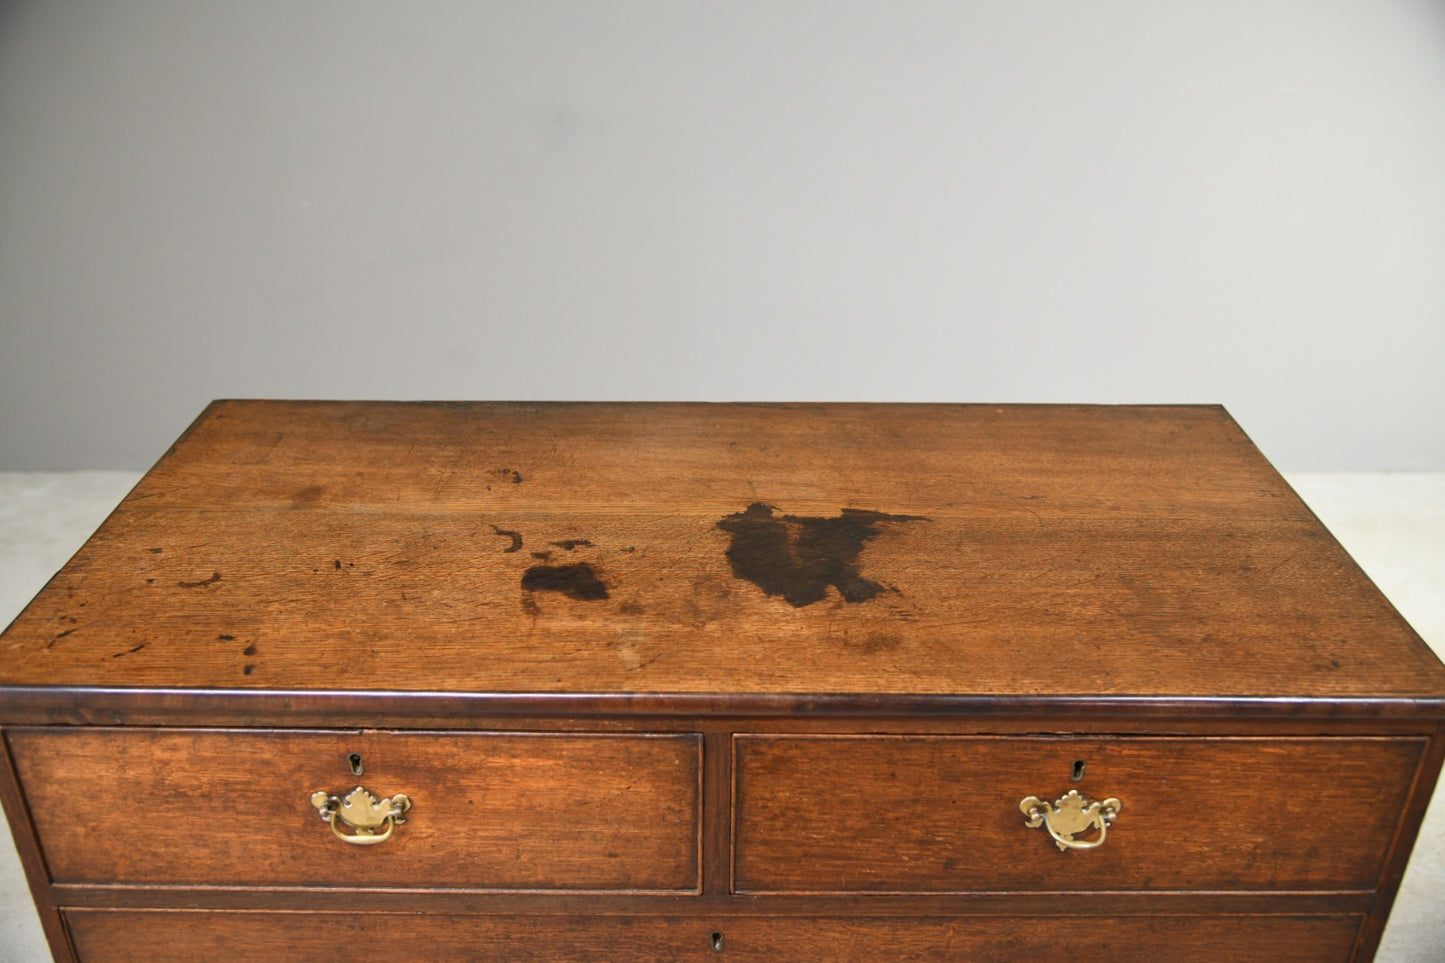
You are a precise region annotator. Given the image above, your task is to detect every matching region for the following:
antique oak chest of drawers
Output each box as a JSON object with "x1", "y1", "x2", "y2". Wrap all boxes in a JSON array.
[{"x1": 2, "y1": 402, "x2": 1442, "y2": 962}]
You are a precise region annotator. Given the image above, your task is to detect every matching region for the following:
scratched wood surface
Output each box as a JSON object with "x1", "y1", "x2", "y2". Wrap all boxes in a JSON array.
[{"x1": 1, "y1": 401, "x2": 1441, "y2": 698}]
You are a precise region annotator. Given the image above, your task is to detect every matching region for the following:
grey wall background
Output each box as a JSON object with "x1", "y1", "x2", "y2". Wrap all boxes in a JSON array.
[{"x1": 1, "y1": 1, "x2": 1443, "y2": 471}]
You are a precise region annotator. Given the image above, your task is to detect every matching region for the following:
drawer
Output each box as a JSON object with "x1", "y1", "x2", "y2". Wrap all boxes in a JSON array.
[
  {"x1": 8, "y1": 728, "x2": 700, "y2": 892},
  {"x1": 64, "y1": 910, "x2": 1364, "y2": 962},
  {"x1": 733, "y1": 735, "x2": 1422, "y2": 894}
]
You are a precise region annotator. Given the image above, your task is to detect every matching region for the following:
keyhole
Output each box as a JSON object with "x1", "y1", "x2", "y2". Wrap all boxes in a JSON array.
[
  {"x1": 1071, "y1": 759, "x2": 1086, "y2": 782},
  {"x1": 348, "y1": 753, "x2": 364, "y2": 776},
  {"x1": 710, "y1": 931, "x2": 724, "y2": 951}
]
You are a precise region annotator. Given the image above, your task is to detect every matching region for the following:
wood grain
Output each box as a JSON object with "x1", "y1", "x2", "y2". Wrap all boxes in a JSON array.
[
  {"x1": 732, "y1": 735, "x2": 1423, "y2": 893},
  {"x1": 8, "y1": 728, "x2": 700, "y2": 892},
  {"x1": 1, "y1": 402, "x2": 1441, "y2": 701},
  {"x1": 64, "y1": 910, "x2": 1364, "y2": 962}
]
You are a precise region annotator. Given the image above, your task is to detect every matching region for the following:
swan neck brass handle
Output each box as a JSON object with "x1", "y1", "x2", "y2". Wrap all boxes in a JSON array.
[
  {"x1": 310, "y1": 786, "x2": 411, "y2": 846},
  {"x1": 1019, "y1": 789, "x2": 1121, "y2": 851}
]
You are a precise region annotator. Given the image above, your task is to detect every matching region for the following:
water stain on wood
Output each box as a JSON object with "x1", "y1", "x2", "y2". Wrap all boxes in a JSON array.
[
  {"x1": 491, "y1": 526, "x2": 523, "y2": 553},
  {"x1": 521, "y1": 563, "x2": 610, "y2": 601},
  {"x1": 177, "y1": 572, "x2": 222, "y2": 589},
  {"x1": 551, "y1": 539, "x2": 594, "y2": 551},
  {"x1": 716, "y1": 503, "x2": 928, "y2": 607}
]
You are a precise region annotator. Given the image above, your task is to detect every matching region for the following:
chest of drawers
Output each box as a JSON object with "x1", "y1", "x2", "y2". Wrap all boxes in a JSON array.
[{"x1": 1, "y1": 402, "x2": 1441, "y2": 961}]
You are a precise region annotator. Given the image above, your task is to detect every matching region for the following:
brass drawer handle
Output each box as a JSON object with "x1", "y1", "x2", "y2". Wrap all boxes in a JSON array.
[
  {"x1": 310, "y1": 786, "x2": 412, "y2": 846},
  {"x1": 1019, "y1": 789, "x2": 1121, "y2": 851}
]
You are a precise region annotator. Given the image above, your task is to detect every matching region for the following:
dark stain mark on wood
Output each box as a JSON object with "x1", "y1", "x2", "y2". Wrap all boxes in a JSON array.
[
  {"x1": 112, "y1": 643, "x2": 147, "y2": 658},
  {"x1": 521, "y1": 595, "x2": 541, "y2": 617},
  {"x1": 531, "y1": 551, "x2": 552, "y2": 560},
  {"x1": 243, "y1": 644, "x2": 257, "y2": 656},
  {"x1": 491, "y1": 525, "x2": 523, "y2": 553},
  {"x1": 146, "y1": 547, "x2": 163, "y2": 554},
  {"x1": 496, "y1": 468, "x2": 523, "y2": 484},
  {"x1": 521, "y1": 563, "x2": 610, "y2": 601},
  {"x1": 145, "y1": 578, "x2": 155, "y2": 584},
  {"x1": 217, "y1": 634, "x2": 235, "y2": 641},
  {"x1": 333, "y1": 560, "x2": 342, "y2": 570},
  {"x1": 551, "y1": 539, "x2": 594, "y2": 551},
  {"x1": 619, "y1": 601, "x2": 645, "y2": 615},
  {"x1": 178, "y1": 572, "x2": 222, "y2": 589},
  {"x1": 716, "y1": 503, "x2": 928, "y2": 607},
  {"x1": 243, "y1": 664, "x2": 255, "y2": 675},
  {"x1": 47, "y1": 628, "x2": 77, "y2": 648},
  {"x1": 293, "y1": 486, "x2": 324, "y2": 504},
  {"x1": 844, "y1": 632, "x2": 903, "y2": 654}
]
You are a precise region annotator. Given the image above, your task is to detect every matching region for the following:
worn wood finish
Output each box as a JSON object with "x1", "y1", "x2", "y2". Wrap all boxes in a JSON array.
[
  {"x1": 1351, "y1": 722, "x2": 1445, "y2": 960},
  {"x1": 64, "y1": 910, "x2": 1365, "y2": 962},
  {"x1": 2, "y1": 402, "x2": 1441, "y2": 701},
  {"x1": 733, "y1": 735, "x2": 1422, "y2": 893},
  {"x1": 0, "y1": 732, "x2": 74, "y2": 961},
  {"x1": 1, "y1": 402, "x2": 1442, "y2": 961},
  {"x1": 8, "y1": 728, "x2": 700, "y2": 892}
]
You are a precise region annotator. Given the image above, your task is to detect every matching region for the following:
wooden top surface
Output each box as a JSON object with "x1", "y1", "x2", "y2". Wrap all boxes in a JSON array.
[{"x1": 2, "y1": 401, "x2": 1442, "y2": 707}]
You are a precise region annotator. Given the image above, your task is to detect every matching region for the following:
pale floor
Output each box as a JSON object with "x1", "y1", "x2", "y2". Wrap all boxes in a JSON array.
[{"x1": 0, "y1": 471, "x2": 1442, "y2": 962}]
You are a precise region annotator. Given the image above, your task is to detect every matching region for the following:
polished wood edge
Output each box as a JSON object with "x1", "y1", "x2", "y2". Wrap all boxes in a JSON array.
[
  {"x1": 4, "y1": 687, "x2": 1444, "y2": 727},
  {"x1": 205, "y1": 400, "x2": 1235, "y2": 415},
  {"x1": 0, "y1": 730, "x2": 77, "y2": 962},
  {"x1": 692, "y1": 734, "x2": 706, "y2": 896},
  {"x1": 728, "y1": 735, "x2": 739, "y2": 898},
  {"x1": 50, "y1": 886, "x2": 1372, "y2": 917},
  {"x1": 1352, "y1": 724, "x2": 1445, "y2": 961}
]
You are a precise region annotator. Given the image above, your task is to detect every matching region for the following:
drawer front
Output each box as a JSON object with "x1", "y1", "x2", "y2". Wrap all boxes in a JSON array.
[
  {"x1": 65, "y1": 910, "x2": 1363, "y2": 962},
  {"x1": 9, "y1": 728, "x2": 700, "y2": 892},
  {"x1": 733, "y1": 735, "x2": 1422, "y2": 894}
]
